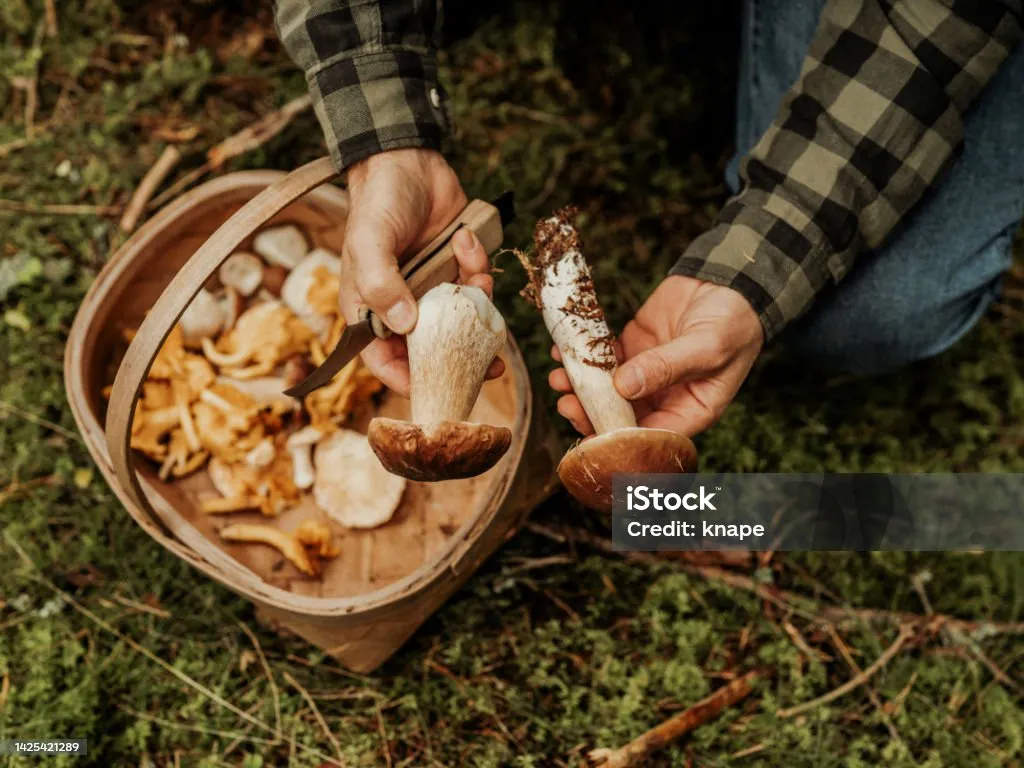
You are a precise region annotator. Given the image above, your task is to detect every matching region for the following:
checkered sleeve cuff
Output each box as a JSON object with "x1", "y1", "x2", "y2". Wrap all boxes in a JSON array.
[
  {"x1": 308, "y1": 50, "x2": 451, "y2": 172},
  {"x1": 671, "y1": 190, "x2": 839, "y2": 342}
]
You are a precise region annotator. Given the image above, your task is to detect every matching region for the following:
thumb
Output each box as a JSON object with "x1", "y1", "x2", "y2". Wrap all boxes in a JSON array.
[
  {"x1": 614, "y1": 331, "x2": 725, "y2": 400},
  {"x1": 343, "y1": 215, "x2": 418, "y2": 334}
]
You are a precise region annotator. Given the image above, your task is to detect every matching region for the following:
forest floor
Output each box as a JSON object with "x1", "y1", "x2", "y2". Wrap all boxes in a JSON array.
[{"x1": 1, "y1": 1, "x2": 1022, "y2": 765}]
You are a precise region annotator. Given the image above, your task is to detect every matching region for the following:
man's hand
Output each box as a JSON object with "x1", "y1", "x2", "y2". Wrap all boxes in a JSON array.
[
  {"x1": 549, "y1": 275, "x2": 764, "y2": 436},
  {"x1": 339, "y1": 148, "x2": 499, "y2": 394}
]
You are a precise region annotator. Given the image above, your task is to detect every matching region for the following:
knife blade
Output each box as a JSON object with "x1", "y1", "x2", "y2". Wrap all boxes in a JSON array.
[{"x1": 283, "y1": 192, "x2": 514, "y2": 399}]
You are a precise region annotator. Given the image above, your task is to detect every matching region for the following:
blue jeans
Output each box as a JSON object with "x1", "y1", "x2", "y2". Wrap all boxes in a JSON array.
[{"x1": 728, "y1": 0, "x2": 1024, "y2": 374}]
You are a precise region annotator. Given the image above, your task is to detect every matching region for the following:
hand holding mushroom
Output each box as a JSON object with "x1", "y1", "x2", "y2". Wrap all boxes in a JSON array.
[
  {"x1": 368, "y1": 282, "x2": 512, "y2": 481},
  {"x1": 551, "y1": 274, "x2": 764, "y2": 438},
  {"x1": 520, "y1": 208, "x2": 705, "y2": 512},
  {"x1": 339, "y1": 149, "x2": 501, "y2": 395}
]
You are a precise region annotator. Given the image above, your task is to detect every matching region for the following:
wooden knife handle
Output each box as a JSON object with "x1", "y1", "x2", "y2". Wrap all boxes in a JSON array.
[{"x1": 366, "y1": 198, "x2": 505, "y2": 337}]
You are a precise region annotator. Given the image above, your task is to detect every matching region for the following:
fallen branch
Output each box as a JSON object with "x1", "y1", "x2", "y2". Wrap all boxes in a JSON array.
[
  {"x1": 119, "y1": 145, "x2": 182, "y2": 233},
  {"x1": 776, "y1": 625, "x2": 914, "y2": 719},
  {"x1": 587, "y1": 669, "x2": 766, "y2": 767},
  {"x1": 147, "y1": 94, "x2": 313, "y2": 211},
  {"x1": 207, "y1": 94, "x2": 312, "y2": 168}
]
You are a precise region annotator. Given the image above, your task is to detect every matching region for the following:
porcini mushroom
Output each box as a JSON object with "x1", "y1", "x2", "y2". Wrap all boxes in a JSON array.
[
  {"x1": 252, "y1": 224, "x2": 308, "y2": 269},
  {"x1": 314, "y1": 429, "x2": 406, "y2": 528},
  {"x1": 367, "y1": 283, "x2": 512, "y2": 481},
  {"x1": 520, "y1": 208, "x2": 697, "y2": 512},
  {"x1": 218, "y1": 252, "x2": 264, "y2": 297}
]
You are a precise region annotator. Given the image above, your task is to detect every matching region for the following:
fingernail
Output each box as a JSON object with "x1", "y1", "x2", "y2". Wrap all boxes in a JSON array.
[
  {"x1": 615, "y1": 365, "x2": 645, "y2": 399},
  {"x1": 453, "y1": 227, "x2": 476, "y2": 255},
  {"x1": 385, "y1": 298, "x2": 417, "y2": 334}
]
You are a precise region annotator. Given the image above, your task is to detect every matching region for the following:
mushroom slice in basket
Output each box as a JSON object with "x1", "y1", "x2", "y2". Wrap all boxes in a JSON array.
[
  {"x1": 149, "y1": 326, "x2": 187, "y2": 379},
  {"x1": 294, "y1": 520, "x2": 340, "y2": 558},
  {"x1": 253, "y1": 225, "x2": 308, "y2": 269},
  {"x1": 286, "y1": 425, "x2": 323, "y2": 489},
  {"x1": 141, "y1": 380, "x2": 174, "y2": 410},
  {"x1": 130, "y1": 406, "x2": 181, "y2": 460},
  {"x1": 179, "y1": 288, "x2": 225, "y2": 348},
  {"x1": 313, "y1": 429, "x2": 406, "y2": 529},
  {"x1": 304, "y1": 357, "x2": 383, "y2": 432},
  {"x1": 218, "y1": 523, "x2": 320, "y2": 576},
  {"x1": 219, "y1": 252, "x2": 264, "y2": 297},
  {"x1": 281, "y1": 249, "x2": 341, "y2": 338},
  {"x1": 159, "y1": 429, "x2": 209, "y2": 480},
  {"x1": 245, "y1": 437, "x2": 276, "y2": 469},
  {"x1": 182, "y1": 354, "x2": 216, "y2": 398},
  {"x1": 201, "y1": 301, "x2": 314, "y2": 379}
]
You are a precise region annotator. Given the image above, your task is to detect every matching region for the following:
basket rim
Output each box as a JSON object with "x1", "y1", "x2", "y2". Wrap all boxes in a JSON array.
[{"x1": 65, "y1": 168, "x2": 533, "y2": 620}]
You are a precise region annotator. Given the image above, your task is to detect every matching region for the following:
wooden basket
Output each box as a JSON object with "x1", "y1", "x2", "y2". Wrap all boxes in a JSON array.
[{"x1": 65, "y1": 157, "x2": 561, "y2": 672}]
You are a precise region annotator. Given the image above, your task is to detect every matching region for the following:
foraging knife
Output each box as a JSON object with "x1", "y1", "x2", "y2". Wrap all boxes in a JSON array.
[{"x1": 283, "y1": 191, "x2": 516, "y2": 398}]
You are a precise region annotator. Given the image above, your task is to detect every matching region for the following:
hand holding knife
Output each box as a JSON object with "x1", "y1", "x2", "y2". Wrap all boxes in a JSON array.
[{"x1": 284, "y1": 191, "x2": 516, "y2": 398}]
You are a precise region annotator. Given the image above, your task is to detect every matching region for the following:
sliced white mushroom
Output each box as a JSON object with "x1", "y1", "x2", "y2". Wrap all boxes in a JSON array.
[
  {"x1": 219, "y1": 252, "x2": 264, "y2": 297},
  {"x1": 286, "y1": 426, "x2": 323, "y2": 490},
  {"x1": 314, "y1": 429, "x2": 406, "y2": 529},
  {"x1": 179, "y1": 288, "x2": 225, "y2": 348},
  {"x1": 280, "y1": 248, "x2": 341, "y2": 338},
  {"x1": 245, "y1": 437, "x2": 276, "y2": 469},
  {"x1": 253, "y1": 225, "x2": 308, "y2": 269},
  {"x1": 208, "y1": 456, "x2": 242, "y2": 498}
]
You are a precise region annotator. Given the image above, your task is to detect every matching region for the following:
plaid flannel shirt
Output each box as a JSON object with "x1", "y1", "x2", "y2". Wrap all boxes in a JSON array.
[
  {"x1": 273, "y1": 0, "x2": 450, "y2": 171},
  {"x1": 276, "y1": 0, "x2": 1023, "y2": 341},
  {"x1": 672, "y1": 0, "x2": 1022, "y2": 340}
]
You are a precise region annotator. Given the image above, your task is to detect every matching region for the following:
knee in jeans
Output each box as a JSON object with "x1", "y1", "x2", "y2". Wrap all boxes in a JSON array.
[{"x1": 784, "y1": 286, "x2": 998, "y2": 376}]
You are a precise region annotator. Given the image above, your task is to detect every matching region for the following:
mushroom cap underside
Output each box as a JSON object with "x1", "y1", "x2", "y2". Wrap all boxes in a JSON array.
[
  {"x1": 557, "y1": 427, "x2": 698, "y2": 512},
  {"x1": 367, "y1": 418, "x2": 512, "y2": 482}
]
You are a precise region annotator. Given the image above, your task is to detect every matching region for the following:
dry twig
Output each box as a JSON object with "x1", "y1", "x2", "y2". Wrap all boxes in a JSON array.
[
  {"x1": 587, "y1": 669, "x2": 766, "y2": 767},
  {"x1": 238, "y1": 621, "x2": 284, "y2": 740},
  {"x1": 119, "y1": 145, "x2": 182, "y2": 233},
  {"x1": 282, "y1": 670, "x2": 346, "y2": 766},
  {"x1": 147, "y1": 94, "x2": 313, "y2": 210},
  {"x1": 777, "y1": 625, "x2": 915, "y2": 719}
]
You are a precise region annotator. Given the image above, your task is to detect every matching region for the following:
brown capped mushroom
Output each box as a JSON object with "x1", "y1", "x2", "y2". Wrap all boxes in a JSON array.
[
  {"x1": 367, "y1": 283, "x2": 511, "y2": 481},
  {"x1": 314, "y1": 429, "x2": 406, "y2": 528},
  {"x1": 520, "y1": 208, "x2": 697, "y2": 512},
  {"x1": 218, "y1": 253, "x2": 264, "y2": 297},
  {"x1": 253, "y1": 224, "x2": 308, "y2": 269}
]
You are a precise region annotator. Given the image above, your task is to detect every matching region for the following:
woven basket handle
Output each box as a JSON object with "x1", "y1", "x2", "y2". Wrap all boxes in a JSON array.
[{"x1": 105, "y1": 157, "x2": 337, "y2": 531}]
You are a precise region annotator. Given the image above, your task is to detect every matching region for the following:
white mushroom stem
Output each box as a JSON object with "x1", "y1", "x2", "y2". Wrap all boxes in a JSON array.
[
  {"x1": 286, "y1": 426, "x2": 322, "y2": 490},
  {"x1": 408, "y1": 283, "x2": 506, "y2": 426},
  {"x1": 527, "y1": 215, "x2": 636, "y2": 435}
]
